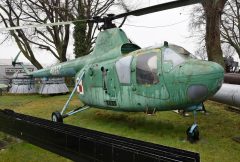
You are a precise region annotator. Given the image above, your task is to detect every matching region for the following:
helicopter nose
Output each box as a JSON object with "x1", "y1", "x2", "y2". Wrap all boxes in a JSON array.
[
  {"x1": 182, "y1": 60, "x2": 224, "y2": 76},
  {"x1": 181, "y1": 60, "x2": 224, "y2": 101}
]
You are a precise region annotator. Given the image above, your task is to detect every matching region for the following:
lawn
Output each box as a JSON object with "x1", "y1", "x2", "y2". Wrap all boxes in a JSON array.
[{"x1": 0, "y1": 93, "x2": 239, "y2": 162}]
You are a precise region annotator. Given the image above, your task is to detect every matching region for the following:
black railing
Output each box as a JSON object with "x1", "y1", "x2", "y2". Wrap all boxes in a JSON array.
[{"x1": 0, "y1": 109, "x2": 200, "y2": 162}]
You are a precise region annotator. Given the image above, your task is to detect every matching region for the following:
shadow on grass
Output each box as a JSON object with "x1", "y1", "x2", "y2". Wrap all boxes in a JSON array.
[{"x1": 91, "y1": 110, "x2": 186, "y2": 137}]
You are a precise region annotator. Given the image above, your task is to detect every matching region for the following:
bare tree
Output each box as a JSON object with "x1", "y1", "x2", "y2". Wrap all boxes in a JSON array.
[
  {"x1": 0, "y1": 0, "x2": 42, "y2": 69},
  {"x1": 190, "y1": 0, "x2": 240, "y2": 66},
  {"x1": 0, "y1": 0, "x2": 123, "y2": 67},
  {"x1": 0, "y1": 0, "x2": 71, "y2": 69},
  {"x1": 194, "y1": 43, "x2": 235, "y2": 61},
  {"x1": 222, "y1": 44, "x2": 236, "y2": 57},
  {"x1": 194, "y1": 45, "x2": 207, "y2": 60},
  {"x1": 70, "y1": 0, "x2": 129, "y2": 58},
  {"x1": 202, "y1": 0, "x2": 227, "y2": 67},
  {"x1": 221, "y1": 0, "x2": 240, "y2": 58},
  {"x1": 71, "y1": 0, "x2": 115, "y2": 58}
]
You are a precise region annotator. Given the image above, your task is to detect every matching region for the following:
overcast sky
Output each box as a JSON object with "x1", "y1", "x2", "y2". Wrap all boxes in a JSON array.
[{"x1": 1, "y1": 0, "x2": 236, "y2": 67}]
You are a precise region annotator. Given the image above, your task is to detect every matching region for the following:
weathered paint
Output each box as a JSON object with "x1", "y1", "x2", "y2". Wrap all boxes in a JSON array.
[{"x1": 28, "y1": 28, "x2": 224, "y2": 112}]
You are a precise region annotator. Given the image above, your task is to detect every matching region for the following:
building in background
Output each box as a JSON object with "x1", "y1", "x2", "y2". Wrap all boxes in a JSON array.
[
  {"x1": 0, "y1": 59, "x2": 36, "y2": 84},
  {"x1": 0, "y1": 59, "x2": 69, "y2": 94}
]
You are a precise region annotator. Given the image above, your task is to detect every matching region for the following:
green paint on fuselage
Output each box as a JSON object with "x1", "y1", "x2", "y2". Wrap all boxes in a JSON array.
[{"x1": 29, "y1": 28, "x2": 224, "y2": 112}]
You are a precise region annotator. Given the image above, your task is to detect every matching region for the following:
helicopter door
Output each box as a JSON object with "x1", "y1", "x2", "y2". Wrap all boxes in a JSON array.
[
  {"x1": 133, "y1": 50, "x2": 169, "y2": 100},
  {"x1": 101, "y1": 65, "x2": 118, "y2": 107}
]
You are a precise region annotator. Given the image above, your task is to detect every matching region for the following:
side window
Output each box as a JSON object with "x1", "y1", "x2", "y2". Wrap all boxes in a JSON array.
[
  {"x1": 136, "y1": 53, "x2": 159, "y2": 84},
  {"x1": 116, "y1": 56, "x2": 132, "y2": 84}
]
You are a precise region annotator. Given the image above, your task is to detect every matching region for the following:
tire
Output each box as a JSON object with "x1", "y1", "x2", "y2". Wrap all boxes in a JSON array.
[
  {"x1": 52, "y1": 111, "x2": 63, "y2": 123},
  {"x1": 186, "y1": 125, "x2": 199, "y2": 143}
]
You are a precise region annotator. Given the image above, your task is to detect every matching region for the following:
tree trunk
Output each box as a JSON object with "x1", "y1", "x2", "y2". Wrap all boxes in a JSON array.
[
  {"x1": 74, "y1": 1, "x2": 88, "y2": 58},
  {"x1": 202, "y1": 0, "x2": 227, "y2": 67},
  {"x1": 74, "y1": 20, "x2": 88, "y2": 58},
  {"x1": 28, "y1": 57, "x2": 43, "y2": 69},
  {"x1": 12, "y1": 31, "x2": 43, "y2": 69}
]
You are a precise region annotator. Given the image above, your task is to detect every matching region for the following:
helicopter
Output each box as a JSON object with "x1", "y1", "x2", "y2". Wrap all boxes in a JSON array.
[{"x1": 8, "y1": 0, "x2": 224, "y2": 142}]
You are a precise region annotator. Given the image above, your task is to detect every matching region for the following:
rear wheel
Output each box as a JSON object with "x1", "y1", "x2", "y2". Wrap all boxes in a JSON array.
[{"x1": 52, "y1": 111, "x2": 63, "y2": 123}]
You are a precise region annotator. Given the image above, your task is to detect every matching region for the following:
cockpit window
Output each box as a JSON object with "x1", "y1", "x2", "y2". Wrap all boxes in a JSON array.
[
  {"x1": 164, "y1": 48, "x2": 185, "y2": 67},
  {"x1": 116, "y1": 56, "x2": 132, "y2": 84},
  {"x1": 136, "y1": 53, "x2": 159, "y2": 84}
]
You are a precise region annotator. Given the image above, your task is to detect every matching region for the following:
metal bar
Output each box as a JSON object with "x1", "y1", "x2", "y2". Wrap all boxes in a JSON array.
[
  {"x1": 66, "y1": 106, "x2": 90, "y2": 116},
  {"x1": 0, "y1": 109, "x2": 200, "y2": 162},
  {"x1": 61, "y1": 72, "x2": 85, "y2": 115},
  {"x1": 210, "y1": 83, "x2": 240, "y2": 108},
  {"x1": 224, "y1": 73, "x2": 240, "y2": 85}
]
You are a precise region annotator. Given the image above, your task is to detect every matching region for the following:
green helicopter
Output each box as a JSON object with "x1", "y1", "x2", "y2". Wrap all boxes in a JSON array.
[{"x1": 11, "y1": 0, "x2": 223, "y2": 141}]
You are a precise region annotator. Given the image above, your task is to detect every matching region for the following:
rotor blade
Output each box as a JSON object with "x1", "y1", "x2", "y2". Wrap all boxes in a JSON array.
[
  {"x1": 113, "y1": 0, "x2": 202, "y2": 19},
  {"x1": 0, "y1": 20, "x2": 87, "y2": 31}
]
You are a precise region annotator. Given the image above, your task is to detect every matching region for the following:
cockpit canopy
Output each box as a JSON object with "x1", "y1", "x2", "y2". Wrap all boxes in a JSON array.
[
  {"x1": 115, "y1": 44, "x2": 195, "y2": 85},
  {"x1": 168, "y1": 44, "x2": 192, "y2": 57},
  {"x1": 164, "y1": 44, "x2": 195, "y2": 68}
]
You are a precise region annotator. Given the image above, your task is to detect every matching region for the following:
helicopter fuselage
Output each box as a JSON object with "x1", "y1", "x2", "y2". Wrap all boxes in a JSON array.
[
  {"x1": 78, "y1": 48, "x2": 223, "y2": 112},
  {"x1": 29, "y1": 28, "x2": 224, "y2": 112}
]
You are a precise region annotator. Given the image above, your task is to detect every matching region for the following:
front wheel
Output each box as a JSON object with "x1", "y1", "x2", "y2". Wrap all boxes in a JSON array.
[
  {"x1": 186, "y1": 124, "x2": 199, "y2": 143},
  {"x1": 52, "y1": 111, "x2": 63, "y2": 123}
]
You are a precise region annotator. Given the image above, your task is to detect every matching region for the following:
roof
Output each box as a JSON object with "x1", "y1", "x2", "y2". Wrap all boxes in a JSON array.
[{"x1": 0, "y1": 59, "x2": 34, "y2": 66}]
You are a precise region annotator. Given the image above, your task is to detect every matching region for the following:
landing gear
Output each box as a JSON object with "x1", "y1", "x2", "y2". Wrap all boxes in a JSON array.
[
  {"x1": 52, "y1": 111, "x2": 63, "y2": 123},
  {"x1": 51, "y1": 70, "x2": 90, "y2": 123},
  {"x1": 186, "y1": 111, "x2": 199, "y2": 143},
  {"x1": 201, "y1": 103, "x2": 208, "y2": 115},
  {"x1": 186, "y1": 124, "x2": 199, "y2": 143}
]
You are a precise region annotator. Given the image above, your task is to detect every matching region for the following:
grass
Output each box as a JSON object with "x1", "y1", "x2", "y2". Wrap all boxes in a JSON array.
[{"x1": 0, "y1": 93, "x2": 240, "y2": 162}]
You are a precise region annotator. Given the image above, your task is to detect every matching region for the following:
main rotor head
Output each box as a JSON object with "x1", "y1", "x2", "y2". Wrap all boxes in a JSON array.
[{"x1": 90, "y1": 14, "x2": 117, "y2": 30}]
